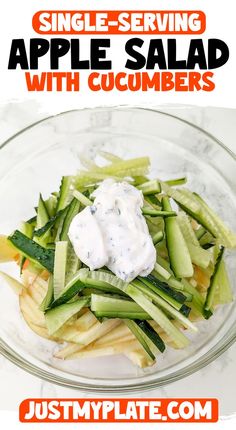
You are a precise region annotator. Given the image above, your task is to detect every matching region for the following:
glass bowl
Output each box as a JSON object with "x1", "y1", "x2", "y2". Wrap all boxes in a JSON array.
[{"x1": 0, "y1": 107, "x2": 236, "y2": 393}]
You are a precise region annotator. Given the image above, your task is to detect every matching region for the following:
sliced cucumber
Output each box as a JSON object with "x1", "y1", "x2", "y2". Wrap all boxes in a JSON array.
[
  {"x1": 137, "y1": 180, "x2": 161, "y2": 195},
  {"x1": 205, "y1": 247, "x2": 225, "y2": 311},
  {"x1": 65, "y1": 244, "x2": 81, "y2": 284},
  {"x1": 34, "y1": 194, "x2": 50, "y2": 246},
  {"x1": 73, "y1": 190, "x2": 93, "y2": 206},
  {"x1": 56, "y1": 176, "x2": 74, "y2": 212},
  {"x1": 34, "y1": 207, "x2": 68, "y2": 238},
  {"x1": 154, "y1": 262, "x2": 172, "y2": 281},
  {"x1": 144, "y1": 274, "x2": 187, "y2": 305},
  {"x1": 8, "y1": 230, "x2": 54, "y2": 272},
  {"x1": 153, "y1": 271, "x2": 188, "y2": 295},
  {"x1": 45, "y1": 195, "x2": 57, "y2": 218},
  {"x1": 27, "y1": 216, "x2": 37, "y2": 225},
  {"x1": 75, "y1": 269, "x2": 189, "y2": 348},
  {"x1": 35, "y1": 194, "x2": 49, "y2": 230},
  {"x1": 53, "y1": 241, "x2": 68, "y2": 300},
  {"x1": 153, "y1": 257, "x2": 186, "y2": 292},
  {"x1": 152, "y1": 231, "x2": 164, "y2": 245},
  {"x1": 138, "y1": 278, "x2": 183, "y2": 311},
  {"x1": 133, "y1": 279, "x2": 196, "y2": 332},
  {"x1": 39, "y1": 275, "x2": 54, "y2": 311},
  {"x1": 195, "y1": 226, "x2": 206, "y2": 241},
  {"x1": 186, "y1": 241, "x2": 212, "y2": 269},
  {"x1": 135, "y1": 320, "x2": 165, "y2": 353},
  {"x1": 213, "y1": 259, "x2": 233, "y2": 305},
  {"x1": 156, "y1": 255, "x2": 173, "y2": 274},
  {"x1": 145, "y1": 194, "x2": 162, "y2": 208},
  {"x1": 177, "y1": 212, "x2": 199, "y2": 246},
  {"x1": 181, "y1": 278, "x2": 211, "y2": 319},
  {"x1": 126, "y1": 283, "x2": 189, "y2": 348},
  {"x1": 60, "y1": 198, "x2": 80, "y2": 241},
  {"x1": 45, "y1": 297, "x2": 89, "y2": 335},
  {"x1": 200, "y1": 232, "x2": 215, "y2": 247},
  {"x1": 177, "y1": 207, "x2": 212, "y2": 268},
  {"x1": 164, "y1": 177, "x2": 187, "y2": 187},
  {"x1": 162, "y1": 196, "x2": 193, "y2": 278},
  {"x1": 51, "y1": 273, "x2": 85, "y2": 308},
  {"x1": 19, "y1": 221, "x2": 35, "y2": 272},
  {"x1": 91, "y1": 294, "x2": 151, "y2": 320},
  {"x1": 142, "y1": 208, "x2": 176, "y2": 217},
  {"x1": 125, "y1": 320, "x2": 155, "y2": 361},
  {"x1": 180, "y1": 304, "x2": 191, "y2": 317},
  {"x1": 77, "y1": 268, "x2": 126, "y2": 294},
  {"x1": 164, "y1": 185, "x2": 236, "y2": 248}
]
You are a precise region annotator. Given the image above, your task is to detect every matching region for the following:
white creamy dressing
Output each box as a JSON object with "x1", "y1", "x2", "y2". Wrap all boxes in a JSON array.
[{"x1": 68, "y1": 179, "x2": 156, "y2": 282}]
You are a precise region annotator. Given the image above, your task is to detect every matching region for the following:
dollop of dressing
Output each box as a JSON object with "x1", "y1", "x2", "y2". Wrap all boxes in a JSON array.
[{"x1": 68, "y1": 179, "x2": 156, "y2": 282}]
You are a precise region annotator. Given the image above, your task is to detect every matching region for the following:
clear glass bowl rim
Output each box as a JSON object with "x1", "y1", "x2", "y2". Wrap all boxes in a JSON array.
[{"x1": 0, "y1": 105, "x2": 236, "y2": 393}]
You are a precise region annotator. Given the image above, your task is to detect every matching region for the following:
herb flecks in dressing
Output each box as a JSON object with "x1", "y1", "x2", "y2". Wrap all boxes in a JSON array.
[{"x1": 68, "y1": 179, "x2": 156, "y2": 282}]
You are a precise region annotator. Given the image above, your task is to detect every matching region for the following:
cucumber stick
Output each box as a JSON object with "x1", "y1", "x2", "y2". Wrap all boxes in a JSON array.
[
  {"x1": 164, "y1": 185, "x2": 236, "y2": 248},
  {"x1": 45, "y1": 297, "x2": 89, "y2": 335},
  {"x1": 137, "y1": 180, "x2": 161, "y2": 195},
  {"x1": 73, "y1": 190, "x2": 93, "y2": 206},
  {"x1": 35, "y1": 194, "x2": 49, "y2": 230},
  {"x1": 143, "y1": 274, "x2": 187, "y2": 304},
  {"x1": 154, "y1": 262, "x2": 171, "y2": 281},
  {"x1": 34, "y1": 207, "x2": 68, "y2": 238},
  {"x1": 195, "y1": 226, "x2": 206, "y2": 241},
  {"x1": 51, "y1": 272, "x2": 85, "y2": 308},
  {"x1": 181, "y1": 278, "x2": 212, "y2": 319},
  {"x1": 153, "y1": 258, "x2": 187, "y2": 293},
  {"x1": 8, "y1": 230, "x2": 54, "y2": 272},
  {"x1": 125, "y1": 320, "x2": 155, "y2": 360},
  {"x1": 60, "y1": 198, "x2": 81, "y2": 282},
  {"x1": 186, "y1": 241, "x2": 212, "y2": 269},
  {"x1": 77, "y1": 268, "x2": 126, "y2": 294},
  {"x1": 162, "y1": 196, "x2": 193, "y2": 278},
  {"x1": 177, "y1": 212, "x2": 212, "y2": 268},
  {"x1": 20, "y1": 221, "x2": 34, "y2": 239},
  {"x1": 145, "y1": 194, "x2": 162, "y2": 208},
  {"x1": 142, "y1": 208, "x2": 176, "y2": 217},
  {"x1": 152, "y1": 231, "x2": 164, "y2": 245},
  {"x1": 91, "y1": 294, "x2": 151, "y2": 320},
  {"x1": 213, "y1": 259, "x2": 233, "y2": 305},
  {"x1": 205, "y1": 247, "x2": 225, "y2": 311},
  {"x1": 77, "y1": 269, "x2": 189, "y2": 348},
  {"x1": 53, "y1": 241, "x2": 68, "y2": 300},
  {"x1": 133, "y1": 280, "x2": 196, "y2": 332},
  {"x1": 19, "y1": 221, "x2": 34, "y2": 272},
  {"x1": 45, "y1": 195, "x2": 57, "y2": 218},
  {"x1": 138, "y1": 278, "x2": 183, "y2": 311},
  {"x1": 126, "y1": 283, "x2": 189, "y2": 348},
  {"x1": 56, "y1": 176, "x2": 74, "y2": 212},
  {"x1": 34, "y1": 194, "x2": 50, "y2": 246},
  {"x1": 60, "y1": 198, "x2": 80, "y2": 241},
  {"x1": 65, "y1": 244, "x2": 81, "y2": 284},
  {"x1": 136, "y1": 320, "x2": 165, "y2": 353},
  {"x1": 165, "y1": 177, "x2": 187, "y2": 187},
  {"x1": 39, "y1": 275, "x2": 54, "y2": 311},
  {"x1": 177, "y1": 212, "x2": 199, "y2": 246}
]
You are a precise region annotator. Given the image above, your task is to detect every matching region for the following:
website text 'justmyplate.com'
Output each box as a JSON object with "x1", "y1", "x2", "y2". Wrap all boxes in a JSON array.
[{"x1": 19, "y1": 398, "x2": 218, "y2": 423}]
